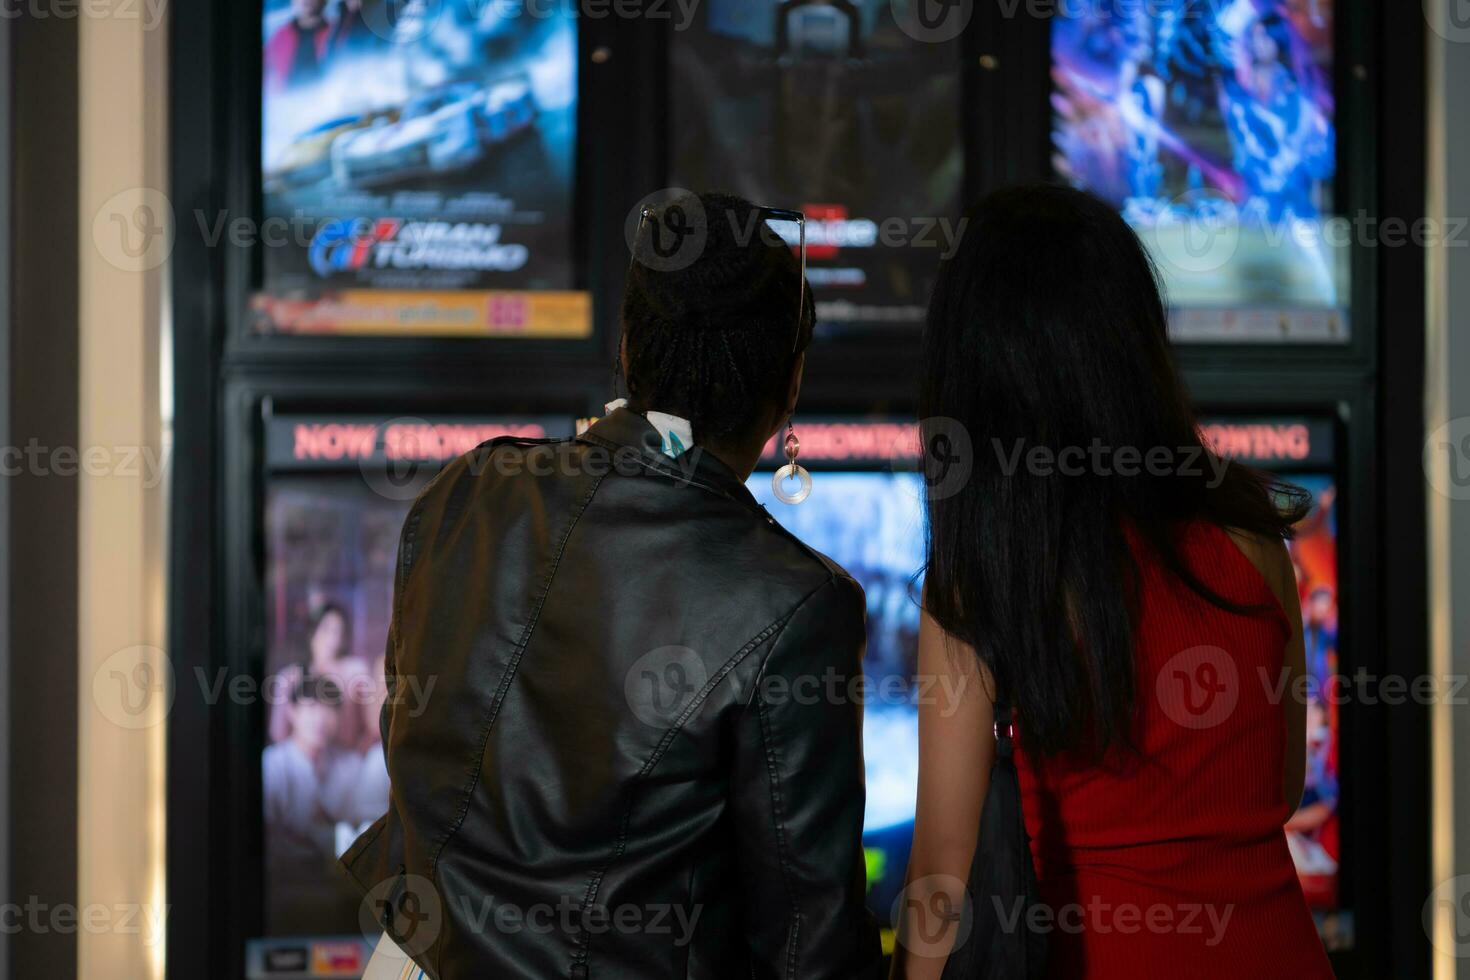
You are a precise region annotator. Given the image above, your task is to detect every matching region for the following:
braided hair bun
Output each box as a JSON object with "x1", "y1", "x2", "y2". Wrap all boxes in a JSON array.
[{"x1": 622, "y1": 192, "x2": 816, "y2": 446}]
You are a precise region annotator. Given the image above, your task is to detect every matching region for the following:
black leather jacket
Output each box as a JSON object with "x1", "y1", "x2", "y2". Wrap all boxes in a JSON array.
[{"x1": 342, "y1": 409, "x2": 881, "y2": 979}]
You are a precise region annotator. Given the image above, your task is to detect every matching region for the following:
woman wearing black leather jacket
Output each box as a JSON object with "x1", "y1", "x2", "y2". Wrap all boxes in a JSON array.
[{"x1": 342, "y1": 192, "x2": 881, "y2": 980}]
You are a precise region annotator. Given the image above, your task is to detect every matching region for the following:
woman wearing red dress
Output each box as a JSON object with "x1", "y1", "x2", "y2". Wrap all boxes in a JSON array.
[{"x1": 892, "y1": 185, "x2": 1334, "y2": 979}]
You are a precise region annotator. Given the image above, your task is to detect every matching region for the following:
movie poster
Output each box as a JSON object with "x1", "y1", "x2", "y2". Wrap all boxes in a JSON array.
[
  {"x1": 256, "y1": 1, "x2": 588, "y2": 337},
  {"x1": 260, "y1": 416, "x2": 573, "y2": 942},
  {"x1": 670, "y1": 0, "x2": 964, "y2": 330},
  {"x1": 1285, "y1": 475, "x2": 1346, "y2": 944},
  {"x1": 1053, "y1": 0, "x2": 1350, "y2": 342},
  {"x1": 263, "y1": 474, "x2": 404, "y2": 937}
]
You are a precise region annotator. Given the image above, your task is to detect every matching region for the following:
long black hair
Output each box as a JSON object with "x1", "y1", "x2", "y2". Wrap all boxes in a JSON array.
[
  {"x1": 621, "y1": 192, "x2": 815, "y2": 447},
  {"x1": 919, "y1": 184, "x2": 1308, "y2": 757}
]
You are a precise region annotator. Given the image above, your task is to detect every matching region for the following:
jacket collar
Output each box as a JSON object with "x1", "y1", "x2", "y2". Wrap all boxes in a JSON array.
[{"x1": 579, "y1": 408, "x2": 761, "y2": 510}]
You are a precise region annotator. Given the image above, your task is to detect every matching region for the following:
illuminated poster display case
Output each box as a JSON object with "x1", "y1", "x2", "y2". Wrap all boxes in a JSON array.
[
  {"x1": 255, "y1": 1, "x2": 589, "y2": 339},
  {"x1": 668, "y1": 0, "x2": 966, "y2": 333},
  {"x1": 249, "y1": 413, "x2": 576, "y2": 976},
  {"x1": 166, "y1": 2, "x2": 1428, "y2": 978},
  {"x1": 1051, "y1": 1, "x2": 1352, "y2": 343}
]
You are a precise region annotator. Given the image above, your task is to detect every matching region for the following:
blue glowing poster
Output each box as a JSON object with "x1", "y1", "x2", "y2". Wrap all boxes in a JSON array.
[{"x1": 1053, "y1": 1, "x2": 1349, "y2": 342}]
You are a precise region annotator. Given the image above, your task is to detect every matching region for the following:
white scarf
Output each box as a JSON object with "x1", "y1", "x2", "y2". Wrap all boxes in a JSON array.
[{"x1": 604, "y1": 399, "x2": 695, "y2": 459}]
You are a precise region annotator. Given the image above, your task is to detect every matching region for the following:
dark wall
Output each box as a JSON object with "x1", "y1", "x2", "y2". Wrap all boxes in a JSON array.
[
  {"x1": 1377, "y1": 3, "x2": 1431, "y2": 977},
  {"x1": 5, "y1": 9, "x2": 80, "y2": 980}
]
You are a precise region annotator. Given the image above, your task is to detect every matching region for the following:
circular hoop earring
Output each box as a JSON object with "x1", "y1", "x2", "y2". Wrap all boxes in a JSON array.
[{"x1": 771, "y1": 422, "x2": 813, "y2": 505}]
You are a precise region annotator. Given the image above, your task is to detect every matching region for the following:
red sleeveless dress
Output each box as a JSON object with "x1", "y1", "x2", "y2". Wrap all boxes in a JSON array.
[{"x1": 1013, "y1": 522, "x2": 1334, "y2": 978}]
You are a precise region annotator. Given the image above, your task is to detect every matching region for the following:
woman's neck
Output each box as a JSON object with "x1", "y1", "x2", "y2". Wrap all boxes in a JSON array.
[{"x1": 702, "y1": 443, "x2": 762, "y2": 482}]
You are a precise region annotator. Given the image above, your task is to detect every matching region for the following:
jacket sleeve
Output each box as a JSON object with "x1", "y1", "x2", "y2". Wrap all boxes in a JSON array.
[{"x1": 729, "y1": 575, "x2": 882, "y2": 980}]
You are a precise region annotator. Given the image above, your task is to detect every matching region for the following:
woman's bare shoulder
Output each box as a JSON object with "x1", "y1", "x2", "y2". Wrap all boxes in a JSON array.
[{"x1": 1223, "y1": 526, "x2": 1296, "y2": 607}]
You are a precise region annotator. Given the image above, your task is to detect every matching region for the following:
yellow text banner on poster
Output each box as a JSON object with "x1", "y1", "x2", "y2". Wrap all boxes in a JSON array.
[{"x1": 253, "y1": 290, "x2": 592, "y2": 339}]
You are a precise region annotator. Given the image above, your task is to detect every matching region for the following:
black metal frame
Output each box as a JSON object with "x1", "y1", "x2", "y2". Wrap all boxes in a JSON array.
[
  {"x1": 1370, "y1": 1, "x2": 1431, "y2": 974},
  {"x1": 167, "y1": 3, "x2": 1430, "y2": 978}
]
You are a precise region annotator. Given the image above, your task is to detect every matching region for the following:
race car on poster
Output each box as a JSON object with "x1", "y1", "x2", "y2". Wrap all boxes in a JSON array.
[
  {"x1": 330, "y1": 75, "x2": 538, "y2": 189},
  {"x1": 264, "y1": 110, "x2": 398, "y2": 193},
  {"x1": 482, "y1": 75, "x2": 537, "y2": 142}
]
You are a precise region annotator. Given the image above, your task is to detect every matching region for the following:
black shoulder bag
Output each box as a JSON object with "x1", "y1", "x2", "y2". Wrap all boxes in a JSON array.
[{"x1": 939, "y1": 686, "x2": 1049, "y2": 979}]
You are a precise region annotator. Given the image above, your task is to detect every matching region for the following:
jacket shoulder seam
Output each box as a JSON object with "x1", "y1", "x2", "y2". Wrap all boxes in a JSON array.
[{"x1": 423, "y1": 470, "x2": 607, "y2": 971}]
